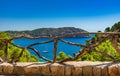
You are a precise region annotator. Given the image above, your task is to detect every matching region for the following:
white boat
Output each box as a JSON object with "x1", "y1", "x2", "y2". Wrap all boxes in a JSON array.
[{"x1": 42, "y1": 50, "x2": 48, "y2": 53}]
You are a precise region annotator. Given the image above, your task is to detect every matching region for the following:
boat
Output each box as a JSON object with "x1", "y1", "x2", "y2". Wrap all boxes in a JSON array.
[{"x1": 42, "y1": 50, "x2": 48, "y2": 53}]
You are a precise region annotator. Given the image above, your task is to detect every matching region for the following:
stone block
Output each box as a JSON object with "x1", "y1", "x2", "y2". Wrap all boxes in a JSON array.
[
  {"x1": 57, "y1": 65, "x2": 64, "y2": 75},
  {"x1": 118, "y1": 63, "x2": 120, "y2": 75},
  {"x1": 83, "y1": 66, "x2": 93, "y2": 76},
  {"x1": 65, "y1": 66, "x2": 72, "y2": 76},
  {"x1": 108, "y1": 64, "x2": 119, "y2": 76},
  {"x1": 1, "y1": 63, "x2": 14, "y2": 74},
  {"x1": 50, "y1": 63, "x2": 64, "y2": 76},
  {"x1": 24, "y1": 65, "x2": 40, "y2": 75},
  {"x1": 72, "y1": 66, "x2": 82, "y2": 76},
  {"x1": 93, "y1": 66, "x2": 101, "y2": 76},
  {"x1": 101, "y1": 66, "x2": 108, "y2": 76},
  {"x1": 40, "y1": 64, "x2": 50, "y2": 75},
  {"x1": 0, "y1": 64, "x2": 3, "y2": 74},
  {"x1": 13, "y1": 66, "x2": 25, "y2": 74}
]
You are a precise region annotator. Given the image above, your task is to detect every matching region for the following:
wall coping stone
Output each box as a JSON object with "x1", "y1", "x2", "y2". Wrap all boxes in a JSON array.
[{"x1": 0, "y1": 61, "x2": 120, "y2": 76}]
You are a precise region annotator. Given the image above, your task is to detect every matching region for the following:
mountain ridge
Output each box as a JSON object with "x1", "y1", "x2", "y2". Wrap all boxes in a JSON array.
[{"x1": 5, "y1": 27, "x2": 89, "y2": 37}]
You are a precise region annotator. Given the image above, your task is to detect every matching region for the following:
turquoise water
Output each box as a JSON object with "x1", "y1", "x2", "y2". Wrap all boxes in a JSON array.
[{"x1": 14, "y1": 34, "x2": 94, "y2": 61}]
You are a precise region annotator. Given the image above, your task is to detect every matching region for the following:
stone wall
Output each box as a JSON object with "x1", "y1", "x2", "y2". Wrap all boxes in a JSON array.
[{"x1": 0, "y1": 61, "x2": 120, "y2": 76}]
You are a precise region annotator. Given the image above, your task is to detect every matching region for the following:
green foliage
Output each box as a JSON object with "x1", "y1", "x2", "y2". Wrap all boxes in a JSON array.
[
  {"x1": 0, "y1": 32, "x2": 10, "y2": 38},
  {"x1": 57, "y1": 34, "x2": 120, "y2": 62},
  {"x1": 118, "y1": 38, "x2": 120, "y2": 43},
  {"x1": 77, "y1": 51, "x2": 102, "y2": 61},
  {"x1": 111, "y1": 22, "x2": 120, "y2": 31},
  {"x1": 104, "y1": 21, "x2": 120, "y2": 32},
  {"x1": 105, "y1": 27, "x2": 111, "y2": 32},
  {"x1": 0, "y1": 32, "x2": 11, "y2": 50},
  {"x1": 0, "y1": 32, "x2": 39, "y2": 62},
  {"x1": 79, "y1": 21, "x2": 120, "y2": 61},
  {"x1": 86, "y1": 34, "x2": 102, "y2": 45},
  {"x1": 57, "y1": 51, "x2": 72, "y2": 60},
  {"x1": 78, "y1": 40, "x2": 120, "y2": 61},
  {"x1": 57, "y1": 38, "x2": 120, "y2": 61}
]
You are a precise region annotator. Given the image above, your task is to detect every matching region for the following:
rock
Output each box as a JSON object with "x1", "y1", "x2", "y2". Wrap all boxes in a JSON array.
[
  {"x1": 1, "y1": 63, "x2": 14, "y2": 74},
  {"x1": 108, "y1": 63, "x2": 119, "y2": 76},
  {"x1": 50, "y1": 63, "x2": 64, "y2": 76},
  {"x1": 14, "y1": 66, "x2": 25, "y2": 74},
  {"x1": 65, "y1": 65, "x2": 72, "y2": 76},
  {"x1": 83, "y1": 66, "x2": 92, "y2": 76},
  {"x1": 24, "y1": 65, "x2": 40, "y2": 75},
  {"x1": 72, "y1": 66, "x2": 82, "y2": 76},
  {"x1": 0, "y1": 64, "x2": 3, "y2": 74},
  {"x1": 118, "y1": 63, "x2": 120, "y2": 75},
  {"x1": 93, "y1": 66, "x2": 101, "y2": 76},
  {"x1": 57, "y1": 65, "x2": 64, "y2": 75},
  {"x1": 101, "y1": 66, "x2": 109, "y2": 76},
  {"x1": 0, "y1": 61, "x2": 120, "y2": 76},
  {"x1": 40, "y1": 64, "x2": 50, "y2": 75}
]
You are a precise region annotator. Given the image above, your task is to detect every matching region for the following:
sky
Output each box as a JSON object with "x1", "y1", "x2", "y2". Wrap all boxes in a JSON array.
[{"x1": 0, "y1": 0, "x2": 120, "y2": 32}]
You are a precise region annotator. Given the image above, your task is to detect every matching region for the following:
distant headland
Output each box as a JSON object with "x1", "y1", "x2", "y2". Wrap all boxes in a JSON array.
[{"x1": 4, "y1": 27, "x2": 89, "y2": 38}]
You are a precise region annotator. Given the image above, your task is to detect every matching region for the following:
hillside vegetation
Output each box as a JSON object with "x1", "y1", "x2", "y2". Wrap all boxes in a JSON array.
[
  {"x1": 1, "y1": 21, "x2": 120, "y2": 62},
  {"x1": 5, "y1": 27, "x2": 89, "y2": 37},
  {"x1": 0, "y1": 32, "x2": 39, "y2": 62},
  {"x1": 57, "y1": 21, "x2": 120, "y2": 61},
  {"x1": 105, "y1": 21, "x2": 120, "y2": 32}
]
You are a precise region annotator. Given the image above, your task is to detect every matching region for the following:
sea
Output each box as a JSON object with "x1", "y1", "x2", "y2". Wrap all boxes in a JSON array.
[{"x1": 14, "y1": 34, "x2": 95, "y2": 61}]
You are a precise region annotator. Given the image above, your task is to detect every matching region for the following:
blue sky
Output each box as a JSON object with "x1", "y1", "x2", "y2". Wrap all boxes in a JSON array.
[{"x1": 0, "y1": 0, "x2": 120, "y2": 31}]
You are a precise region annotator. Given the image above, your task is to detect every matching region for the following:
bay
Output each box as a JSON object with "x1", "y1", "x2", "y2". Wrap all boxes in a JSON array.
[{"x1": 14, "y1": 34, "x2": 94, "y2": 61}]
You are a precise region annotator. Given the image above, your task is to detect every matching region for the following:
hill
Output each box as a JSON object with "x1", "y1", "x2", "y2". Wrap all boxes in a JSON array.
[{"x1": 5, "y1": 27, "x2": 89, "y2": 37}]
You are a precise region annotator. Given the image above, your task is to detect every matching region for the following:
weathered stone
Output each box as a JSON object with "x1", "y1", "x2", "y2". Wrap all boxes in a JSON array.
[
  {"x1": 50, "y1": 63, "x2": 64, "y2": 76},
  {"x1": 72, "y1": 66, "x2": 82, "y2": 76},
  {"x1": 57, "y1": 65, "x2": 64, "y2": 75},
  {"x1": 93, "y1": 66, "x2": 101, "y2": 76},
  {"x1": 118, "y1": 63, "x2": 120, "y2": 75},
  {"x1": 65, "y1": 66, "x2": 72, "y2": 76},
  {"x1": 5, "y1": 65, "x2": 14, "y2": 74},
  {"x1": 40, "y1": 64, "x2": 50, "y2": 75},
  {"x1": 13, "y1": 66, "x2": 25, "y2": 74},
  {"x1": 0, "y1": 64, "x2": 3, "y2": 74},
  {"x1": 108, "y1": 64, "x2": 119, "y2": 76},
  {"x1": 83, "y1": 66, "x2": 92, "y2": 76},
  {"x1": 50, "y1": 66, "x2": 58, "y2": 75},
  {"x1": 101, "y1": 66, "x2": 108, "y2": 76},
  {"x1": 1, "y1": 63, "x2": 14, "y2": 74},
  {"x1": 0, "y1": 61, "x2": 120, "y2": 76},
  {"x1": 24, "y1": 65, "x2": 40, "y2": 74}
]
